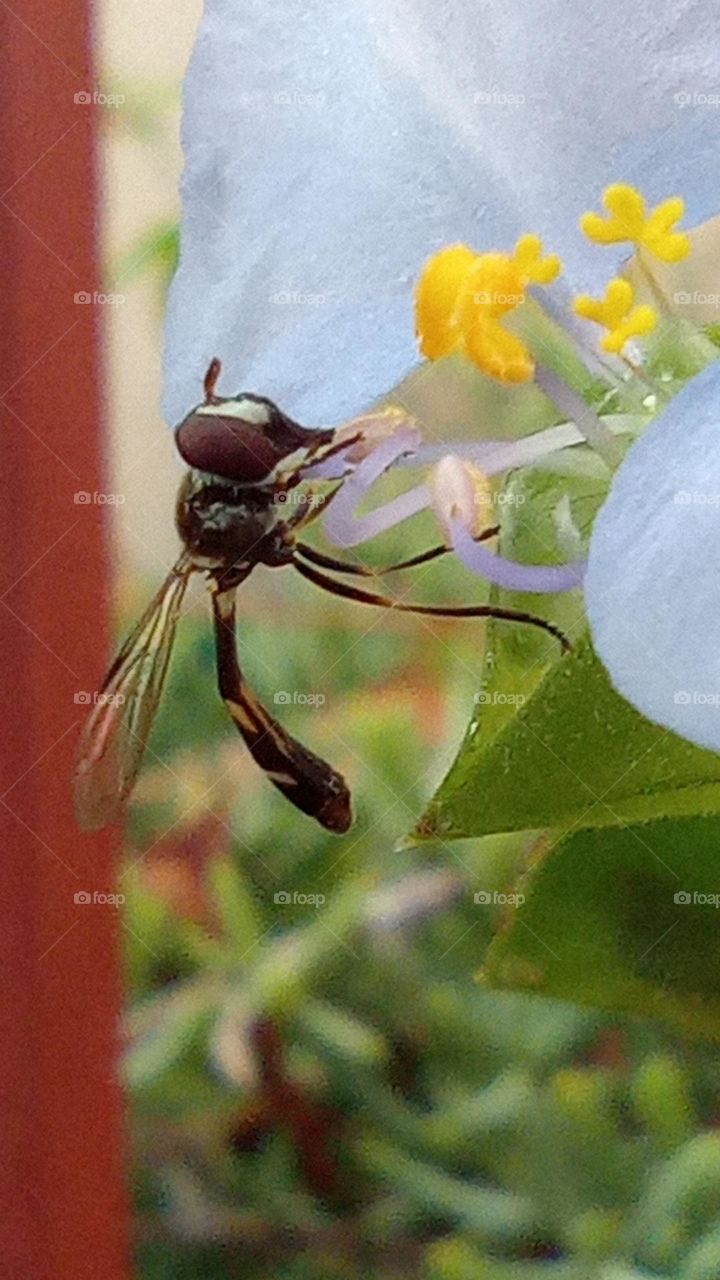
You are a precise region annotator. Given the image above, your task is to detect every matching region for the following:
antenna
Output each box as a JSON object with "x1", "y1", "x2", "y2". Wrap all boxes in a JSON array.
[{"x1": 203, "y1": 357, "x2": 222, "y2": 402}]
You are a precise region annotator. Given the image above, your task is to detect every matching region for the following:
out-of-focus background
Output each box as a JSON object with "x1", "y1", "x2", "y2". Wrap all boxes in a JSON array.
[
  {"x1": 100, "y1": 0, "x2": 200, "y2": 572},
  {"x1": 99, "y1": 6, "x2": 720, "y2": 1279}
]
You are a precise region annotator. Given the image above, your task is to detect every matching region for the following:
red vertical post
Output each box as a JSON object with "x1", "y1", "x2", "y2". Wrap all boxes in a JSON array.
[{"x1": 0, "y1": 4, "x2": 128, "y2": 1277}]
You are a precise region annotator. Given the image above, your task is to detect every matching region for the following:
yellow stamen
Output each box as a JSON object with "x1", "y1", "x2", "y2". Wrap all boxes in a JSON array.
[
  {"x1": 465, "y1": 318, "x2": 535, "y2": 382},
  {"x1": 580, "y1": 183, "x2": 691, "y2": 263},
  {"x1": 573, "y1": 278, "x2": 657, "y2": 355},
  {"x1": 415, "y1": 236, "x2": 562, "y2": 384},
  {"x1": 415, "y1": 244, "x2": 477, "y2": 360},
  {"x1": 513, "y1": 234, "x2": 562, "y2": 285}
]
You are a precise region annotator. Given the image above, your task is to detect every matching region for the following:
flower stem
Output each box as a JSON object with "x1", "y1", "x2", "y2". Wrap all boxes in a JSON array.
[
  {"x1": 534, "y1": 364, "x2": 624, "y2": 470},
  {"x1": 636, "y1": 248, "x2": 671, "y2": 315}
]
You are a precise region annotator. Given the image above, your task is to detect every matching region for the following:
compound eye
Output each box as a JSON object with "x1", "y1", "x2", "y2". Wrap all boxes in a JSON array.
[{"x1": 175, "y1": 399, "x2": 281, "y2": 482}]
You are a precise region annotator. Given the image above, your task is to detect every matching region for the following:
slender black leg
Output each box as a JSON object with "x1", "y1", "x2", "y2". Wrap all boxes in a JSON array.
[
  {"x1": 294, "y1": 526, "x2": 500, "y2": 578},
  {"x1": 212, "y1": 588, "x2": 353, "y2": 833},
  {"x1": 291, "y1": 558, "x2": 571, "y2": 652}
]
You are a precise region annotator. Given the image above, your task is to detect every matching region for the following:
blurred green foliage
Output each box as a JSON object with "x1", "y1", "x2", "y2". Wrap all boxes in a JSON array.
[
  {"x1": 116, "y1": 221, "x2": 179, "y2": 297},
  {"x1": 122, "y1": 556, "x2": 720, "y2": 1279}
]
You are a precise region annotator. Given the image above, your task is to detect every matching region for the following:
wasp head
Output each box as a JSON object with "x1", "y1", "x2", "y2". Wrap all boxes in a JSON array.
[{"x1": 175, "y1": 359, "x2": 335, "y2": 484}]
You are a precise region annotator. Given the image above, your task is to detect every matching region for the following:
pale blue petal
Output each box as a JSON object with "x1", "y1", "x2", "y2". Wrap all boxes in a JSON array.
[
  {"x1": 164, "y1": 0, "x2": 720, "y2": 427},
  {"x1": 618, "y1": 108, "x2": 720, "y2": 231},
  {"x1": 586, "y1": 360, "x2": 720, "y2": 750}
]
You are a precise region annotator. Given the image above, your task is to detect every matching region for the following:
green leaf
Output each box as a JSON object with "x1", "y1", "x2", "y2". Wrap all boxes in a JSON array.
[
  {"x1": 413, "y1": 458, "x2": 606, "y2": 840},
  {"x1": 417, "y1": 632, "x2": 720, "y2": 841},
  {"x1": 483, "y1": 815, "x2": 720, "y2": 1040},
  {"x1": 642, "y1": 316, "x2": 719, "y2": 387},
  {"x1": 416, "y1": 358, "x2": 720, "y2": 846}
]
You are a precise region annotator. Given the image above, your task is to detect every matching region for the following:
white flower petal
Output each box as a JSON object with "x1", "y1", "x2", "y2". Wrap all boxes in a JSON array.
[
  {"x1": 586, "y1": 361, "x2": 720, "y2": 750},
  {"x1": 164, "y1": 0, "x2": 720, "y2": 426}
]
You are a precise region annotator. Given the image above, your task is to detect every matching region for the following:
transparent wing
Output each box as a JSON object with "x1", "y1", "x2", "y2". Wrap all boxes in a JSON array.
[{"x1": 74, "y1": 557, "x2": 194, "y2": 831}]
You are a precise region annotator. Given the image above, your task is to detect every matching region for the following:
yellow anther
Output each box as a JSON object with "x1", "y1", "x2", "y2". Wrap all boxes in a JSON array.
[
  {"x1": 465, "y1": 318, "x2": 535, "y2": 382},
  {"x1": 575, "y1": 278, "x2": 634, "y2": 328},
  {"x1": 415, "y1": 236, "x2": 560, "y2": 385},
  {"x1": 642, "y1": 196, "x2": 691, "y2": 262},
  {"x1": 459, "y1": 252, "x2": 526, "y2": 321},
  {"x1": 513, "y1": 234, "x2": 562, "y2": 285},
  {"x1": 415, "y1": 244, "x2": 477, "y2": 360},
  {"x1": 580, "y1": 183, "x2": 691, "y2": 263},
  {"x1": 573, "y1": 277, "x2": 657, "y2": 355}
]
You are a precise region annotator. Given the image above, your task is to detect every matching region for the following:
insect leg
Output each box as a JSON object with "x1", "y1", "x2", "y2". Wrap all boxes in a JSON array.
[
  {"x1": 294, "y1": 525, "x2": 500, "y2": 578},
  {"x1": 291, "y1": 557, "x2": 571, "y2": 652},
  {"x1": 212, "y1": 589, "x2": 353, "y2": 833}
]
